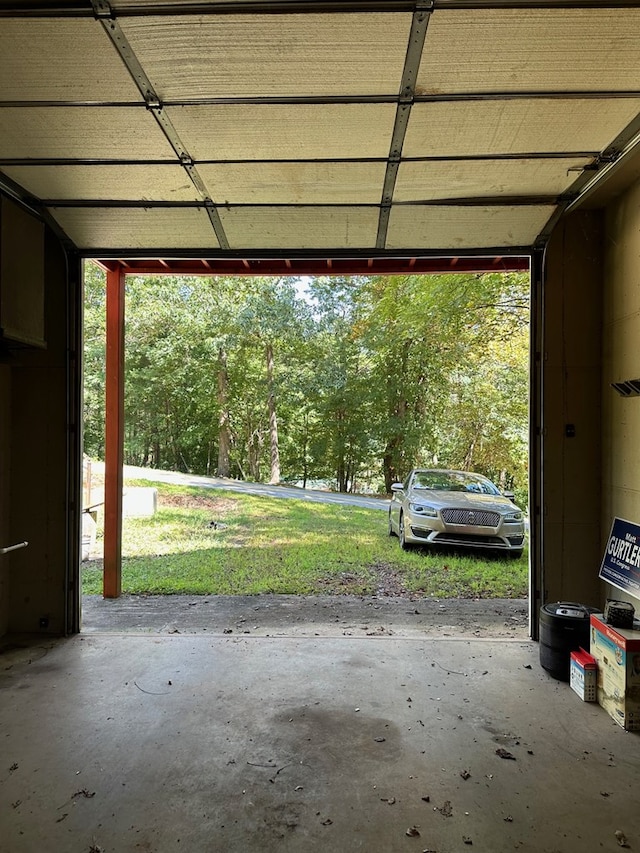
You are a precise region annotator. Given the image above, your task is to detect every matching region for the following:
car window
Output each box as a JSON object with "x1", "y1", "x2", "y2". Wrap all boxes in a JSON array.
[{"x1": 411, "y1": 471, "x2": 500, "y2": 495}]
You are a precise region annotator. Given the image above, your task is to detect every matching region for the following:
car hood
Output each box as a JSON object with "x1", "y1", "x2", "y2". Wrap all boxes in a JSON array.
[{"x1": 408, "y1": 489, "x2": 519, "y2": 514}]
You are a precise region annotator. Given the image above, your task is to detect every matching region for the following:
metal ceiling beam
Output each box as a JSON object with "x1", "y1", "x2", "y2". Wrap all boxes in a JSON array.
[
  {"x1": 0, "y1": 152, "x2": 600, "y2": 166},
  {"x1": 376, "y1": 3, "x2": 432, "y2": 249},
  {"x1": 90, "y1": 254, "x2": 530, "y2": 276},
  {"x1": 83, "y1": 245, "x2": 532, "y2": 260},
  {"x1": 43, "y1": 195, "x2": 557, "y2": 207},
  {"x1": 2, "y1": 90, "x2": 640, "y2": 108},
  {"x1": 2, "y1": 0, "x2": 639, "y2": 15},
  {"x1": 91, "y1": 0, "x2": 230, "y2": 249}
]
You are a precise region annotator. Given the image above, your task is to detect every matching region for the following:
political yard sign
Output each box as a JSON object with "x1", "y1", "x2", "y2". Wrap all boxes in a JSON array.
[{"x1": 599, "y1": 517, "x2": 640, "y2": 600}]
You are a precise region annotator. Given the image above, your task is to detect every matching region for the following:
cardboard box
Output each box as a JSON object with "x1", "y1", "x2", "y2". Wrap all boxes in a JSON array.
[
  {"x1": 590, "y1": 614, "x2": 640, "y2": 730},
  {"x1": 570, "y1": 648, "x2": 597, "y2": 702}
]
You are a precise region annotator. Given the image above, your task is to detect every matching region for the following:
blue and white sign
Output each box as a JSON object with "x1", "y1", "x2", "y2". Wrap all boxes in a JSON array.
[{"x1": 600, "y1": 517, "x2": 640, "y2": 600}]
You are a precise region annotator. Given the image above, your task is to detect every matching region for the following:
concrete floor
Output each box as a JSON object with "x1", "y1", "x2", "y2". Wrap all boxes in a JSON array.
[
  {"x1": 80, "y1": 594, "x2": 530, "y2": 639},
  {"x1": 1, "y1": 628, "x2": 639, "y2": 853}
]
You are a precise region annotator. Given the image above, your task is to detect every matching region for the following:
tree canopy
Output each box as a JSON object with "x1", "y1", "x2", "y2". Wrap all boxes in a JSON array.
[{"x1": 84, "y1": 265, "x2": 529, "y2": 506}]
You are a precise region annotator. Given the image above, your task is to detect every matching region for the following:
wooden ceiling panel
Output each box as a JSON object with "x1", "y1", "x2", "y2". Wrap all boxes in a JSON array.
[
  {"x1": 219, "y1": 206, "x2": 379, "y2": 249},
  {"x1": 387, "y1": 204, "x2": 555, "y2": 250},
  {"x1": 198, "y1": 161, "x2": 386, "y2": 205},
  {"x1": 0, "y1": 19, "x2": 141, "y2": 101},
  {"x1": 2, "y1": 164, "x2": 198, "y2": 201},
  {"x1": 121, "y1": 13, "x2": 411, "y2": 99},
  {"x1": 404, "y1": 100, "x2": 640, "y2": 158},
  {"x1": 419, "y1": 9, "x2": 640, "y2": 94},
  {"x1": 0, "y1": 107, "x2": 176, "y2": 160},
  {"x1": 394, "y1": 158, "x2": 594, "y2": 202},
  {"x1": 166, "y1": 103, "x2": 396, "y2": 161},
  {"x1": 49, "y1": 206, "x2": 219, "y2": 250}
]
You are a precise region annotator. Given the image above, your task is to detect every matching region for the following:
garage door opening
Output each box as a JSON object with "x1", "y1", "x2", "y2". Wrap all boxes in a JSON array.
[{"x1": 80, "y1": 256, "x2": 534, "y2": 636}]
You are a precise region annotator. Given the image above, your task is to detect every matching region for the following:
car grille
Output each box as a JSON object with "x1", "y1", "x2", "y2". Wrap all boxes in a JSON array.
[
  {"x1": 441, "y1": 508, "x2": 500, "y2": 527},
  {"x1": 433, "y1": 533, "x2": 505, "y2": 546}
]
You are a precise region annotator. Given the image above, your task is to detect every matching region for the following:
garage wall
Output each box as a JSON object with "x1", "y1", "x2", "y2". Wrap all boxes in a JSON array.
[
  {"x1": 602, "y1": 176, "x2": 640, "y2": 605},
  {"x1": 0, "y1": 194, "x2": 80, "y2": 637},
  {"x1": 542, "y1": 210, "x2": 604, "y2": 608},
  {"x1": 0, "y1": 364, "x2": 10, "y2": 636}
]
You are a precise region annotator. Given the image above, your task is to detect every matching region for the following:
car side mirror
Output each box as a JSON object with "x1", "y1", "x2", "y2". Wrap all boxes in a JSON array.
[
  {"x1": 503, "y1": 490, "x2": 515, "y2": 500},
  {"x1": 391, "y1": 483, "x2": 404, "y2": 493}
]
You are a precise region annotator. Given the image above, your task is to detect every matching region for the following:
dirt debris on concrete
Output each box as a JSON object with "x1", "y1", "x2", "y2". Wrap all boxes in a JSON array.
[{"x1": 81, "y1": 593, "x2": 529, "y2": 638}]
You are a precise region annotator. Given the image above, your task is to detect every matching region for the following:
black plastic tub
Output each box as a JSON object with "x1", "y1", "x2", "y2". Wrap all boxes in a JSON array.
[{"x1": 539, "y1": 602, "x2": 594, "y2": 681}]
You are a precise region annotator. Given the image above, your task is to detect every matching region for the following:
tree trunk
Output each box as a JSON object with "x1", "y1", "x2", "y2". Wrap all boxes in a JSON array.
[
  {"x1": 463, "y1": 437, "x2": 476, "y2": 470},
  {"x1": 302, "y1": 411, "x2": 309, "y2": 489},
  {"x1": 248, "y1": 429, "x2": 262, "y2": 481},
  {"x1": 382, "y1": 344, "x2": 410, "y2": 492},
  {"x1": 266, "y1": 341, "x2": 280, "y2": 484},
  {"x1": 216, "y1": 347, "x2": 231, "y2": 477},
  {"x1": 335, "y1": 408, "x2": 347, "y2": 491}
]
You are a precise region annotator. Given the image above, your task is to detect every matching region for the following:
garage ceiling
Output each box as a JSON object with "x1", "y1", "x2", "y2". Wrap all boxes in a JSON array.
[{"x1": 1, "y1": 1, "x2": 640, "y2": 266}]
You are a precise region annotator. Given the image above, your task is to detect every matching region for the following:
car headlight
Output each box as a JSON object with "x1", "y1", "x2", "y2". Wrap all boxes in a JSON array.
[
  {"x1": 504, "y1": 511, "x2": 523, "y2": 522},
  {"x1": 409, "y1": 503, "x2": 437, "y2": 517}
]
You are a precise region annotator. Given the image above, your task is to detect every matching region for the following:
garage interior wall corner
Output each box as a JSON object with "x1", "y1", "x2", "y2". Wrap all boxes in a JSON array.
[
  {"x1": 542, "y1": 209, "x2": 605, "y2": 608},
  {"x1": 602, "y1": 175, "x2": 640, "y2": 607},
  {"x1": 0, "y1": 193, "x2": 79, "y2": 637}
]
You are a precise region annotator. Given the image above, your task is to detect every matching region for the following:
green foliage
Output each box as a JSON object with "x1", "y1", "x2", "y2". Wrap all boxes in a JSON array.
[
  {"x1": 81, "y1": 483, "x2": 528, "y2": 597},
  {"x1": 83, "y1": 262, "x2": 107, "y2": 459},
  {"x1": 83, "y1": 266, "x2": 530, "y2": 503}
]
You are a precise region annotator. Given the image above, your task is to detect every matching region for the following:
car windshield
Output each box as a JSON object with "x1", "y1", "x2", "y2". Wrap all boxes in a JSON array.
[{"x1": 412, "y1": 471, "x2": 501, "y2": 495}]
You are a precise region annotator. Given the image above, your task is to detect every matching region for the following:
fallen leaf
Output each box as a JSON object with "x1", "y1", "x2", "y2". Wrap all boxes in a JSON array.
[
  {"x1": 72, "y1": 789, "x2": 96, "y2": 800},
  {"x1": 504, "y1": 815, "x2": 513, "y2": 822},
  {"x1": 614, "y1": 830, "x2": 630, "y2": 848},
  {"x1": 460, "y1": 769, "x2": 471, "y2": 780},
  {"x1": 495, "y1": 748, "x2": 516, "y2": 760},
  {"x1": 374, "y1": 737, "x2": 386, "y2": 743},
  {"x1": 406, "y1": 826, "x2": 421, "y2": 837},
  {"x1": 381, "y1": 797, "x2": 396, "y2": 805},
  {"x1": 421, "y1": 796, "x2": 430, "y2": 803},
  {"x1": 463, "y1": 837, "x2": 473, "y2": 845}
]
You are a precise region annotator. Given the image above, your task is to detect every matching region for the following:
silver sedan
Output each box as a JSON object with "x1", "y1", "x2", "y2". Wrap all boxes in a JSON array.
[{"x1": 388, "y1": 469, "x2": 525, "y2": 557}]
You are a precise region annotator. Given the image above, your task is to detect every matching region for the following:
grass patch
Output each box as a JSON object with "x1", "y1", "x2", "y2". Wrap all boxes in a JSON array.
[{"x1": 82, "y1": 480, "x2": 528, "y2": 598}]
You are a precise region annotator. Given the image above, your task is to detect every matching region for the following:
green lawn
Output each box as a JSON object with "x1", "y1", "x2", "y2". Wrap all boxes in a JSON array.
[{"x1": 82, "y1": 480, "x2": 528, "y2": 598}]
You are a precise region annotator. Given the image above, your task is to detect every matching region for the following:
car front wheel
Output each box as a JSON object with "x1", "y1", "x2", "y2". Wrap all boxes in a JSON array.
[{"x1": 398, "y1": 511, "x2": 412, "y2": 551}]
